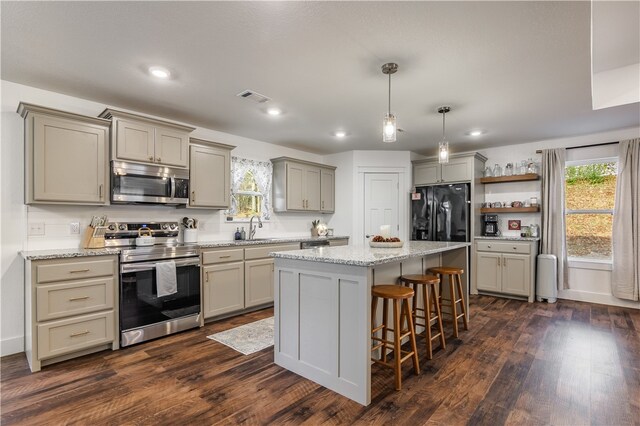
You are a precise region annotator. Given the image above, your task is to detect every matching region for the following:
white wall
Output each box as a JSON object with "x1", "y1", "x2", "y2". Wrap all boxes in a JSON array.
[
  {"x1": 477, "y1": 126, "x2": 640, "y2": 309},
  {"x1": 0, "y1": 80, "x2": 337, "y2": 355},
  {"x1": 323, "y1": 150, "x2": 413, "y2": 245}
]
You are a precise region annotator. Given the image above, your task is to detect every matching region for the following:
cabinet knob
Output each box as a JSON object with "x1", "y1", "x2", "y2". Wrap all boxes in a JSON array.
[
  {"x1": 487, "y1": 245, "x2": 491, "y2": 248},
  {"x1": 149, "y1": 156, "x2": 154, "y2": 161},
  {"x1": 156, "y1": 157, "x2": 161, "y2": 162}
]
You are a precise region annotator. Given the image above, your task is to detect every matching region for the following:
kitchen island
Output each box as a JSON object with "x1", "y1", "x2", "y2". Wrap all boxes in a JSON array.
[{"x1": 271, "y1": 241, "x2": 470, "y2": 405}]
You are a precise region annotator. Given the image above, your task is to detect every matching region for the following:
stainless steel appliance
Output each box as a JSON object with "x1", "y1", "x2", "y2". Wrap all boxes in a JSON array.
[
  {"x1": 107, "y1": 221, "x2": 201, "y2": 347},
  {"x1": 482, "y1": 214, "x2": 500, "y2": 236},
  {"x1": 111, "y1": 161, "x2": 189, "y2": 205},
  {"x1": 411, "y1": 183, "x2": 471, "y2": 242},
  {"x1": 301, "y1": 240, "x2": 330, "y2": 248}
]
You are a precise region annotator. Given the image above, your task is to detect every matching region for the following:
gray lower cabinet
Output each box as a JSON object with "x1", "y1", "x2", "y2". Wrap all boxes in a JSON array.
[
  {"x1": 202, "y1": 243, "x2": 300, "y2": 319},
  {"x1": 25, "y1": 255, "x2": 119, "y2": 372},
  {"x1": 475, "y1": 240, "x2": 538, "y2": 302},
  {"x1": 202, "y1": 248, "x2": 245, "y2": 318},
  {"x1": 18, "y1": 103, "x2": 111, "y2": 205},
  {"x1": 245, "y1": 258, "x2": 275, "y2": 308}
]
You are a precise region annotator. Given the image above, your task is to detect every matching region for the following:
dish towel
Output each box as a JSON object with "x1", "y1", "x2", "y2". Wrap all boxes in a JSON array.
[{"x1": 156, "y1": 261, "x2": 178, "y2": 297}]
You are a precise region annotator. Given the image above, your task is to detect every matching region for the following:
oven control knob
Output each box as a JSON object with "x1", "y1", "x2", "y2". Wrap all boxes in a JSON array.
[
  {"x1": 162, "y1": 224, "x2": 168, "y2": 230},
  {"x1": 108, "y1": 224, "x2": 116, "y2": 231},
  {"x1": 119, "y1": 224, "x2": 127, "y2": 231},
  {"x1": 170, "y1": 224, "x2": 178, "y2": 230}
]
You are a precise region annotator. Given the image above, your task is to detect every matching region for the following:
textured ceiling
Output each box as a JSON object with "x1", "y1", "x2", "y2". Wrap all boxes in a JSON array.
[{"x1": 2, "y1": 1, "x2": 639, "y2": 155}]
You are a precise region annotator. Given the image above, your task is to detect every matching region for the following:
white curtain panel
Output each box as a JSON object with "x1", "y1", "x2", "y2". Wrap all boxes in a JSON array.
[
  {"x1": 540, "y1": 148, "x2": 568, "y2": 290},
  {"x1": 611, "y1": 139, "x2": 640, "y2": 301}
]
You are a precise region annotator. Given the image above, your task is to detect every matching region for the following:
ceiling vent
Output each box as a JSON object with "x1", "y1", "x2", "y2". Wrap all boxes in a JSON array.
[{"x1": 236, "y1": 90, "x2": 271, "y2": 103}]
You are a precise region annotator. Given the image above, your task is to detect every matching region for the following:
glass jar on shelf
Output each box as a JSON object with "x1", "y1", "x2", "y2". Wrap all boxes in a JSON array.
[
  {"x1": 518, "y1": 160, "x2": 527, "y2": 175},
  {"x1": 505, "y1": 163, "x2": 513, "y2": 176},
  {"x1": 484, "y1": 166, "x2": 493, "y2": 177},
  {"x1": 492, "y1": 163, "x2": 502, "y2": 177}
]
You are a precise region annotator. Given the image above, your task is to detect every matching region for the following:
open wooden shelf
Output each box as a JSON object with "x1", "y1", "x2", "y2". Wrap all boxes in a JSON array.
[
  {"x1": 480, "y1": 173, "x2": 540, "y2": 184},
  {"x1": 480, "y1": 206, "x2": 540, "y2": 214}
]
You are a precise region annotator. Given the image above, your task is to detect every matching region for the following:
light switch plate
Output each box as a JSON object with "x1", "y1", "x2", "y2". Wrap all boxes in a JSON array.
[
  {"x1": 70, "y1": 222, "x2": 80, "y2": 234},
  {"x1": 28, "y1": 222, "x2": 45, "y2": 236}
]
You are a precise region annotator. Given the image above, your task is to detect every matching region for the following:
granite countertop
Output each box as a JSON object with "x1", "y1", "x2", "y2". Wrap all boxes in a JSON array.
[
  {"x1": 197, "y1": 235, "x2": 349, "y2": 248},
  {"x1": 272, "y1": 241, "x2": 471, "y2": 267},
  {"x1": 474, "y1": 236, "x2": 540, "y2": 242},
  {"x1": 20, "y1": 236, "x2": 350, "y2": 260}
]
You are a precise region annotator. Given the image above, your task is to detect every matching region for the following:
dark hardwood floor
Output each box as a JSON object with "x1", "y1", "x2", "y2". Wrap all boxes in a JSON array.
[{"x1": 2, "y1": 295, "x2": 639, "y2": 425}]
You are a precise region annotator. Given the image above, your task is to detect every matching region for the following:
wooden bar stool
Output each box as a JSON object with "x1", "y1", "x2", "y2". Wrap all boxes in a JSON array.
[
  {"x1": 371, "y1": 285, "x2": 420, "y2": 390},
  {"x1": 427, "y1": 266, "x2": 468, "y2": 338},
  {"x1": 400, "y1": 274, "x2": 446, "y2": 359}
]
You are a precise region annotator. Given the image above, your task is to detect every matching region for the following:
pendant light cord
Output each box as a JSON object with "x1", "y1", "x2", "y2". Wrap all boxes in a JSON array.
[
  {"x1": 442, "y1": 110, "x2": 446, "y2": 139},
  {"x1": 388, "y1": 73, "x2": 391, "y2": 114}
]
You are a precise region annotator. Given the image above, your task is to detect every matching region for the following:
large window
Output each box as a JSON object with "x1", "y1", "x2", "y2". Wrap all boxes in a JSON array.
[
  {"x1": 226, "y1": 156, "x2": 272, "y2": 221},
  {"x1": 565, "y1": 159, "x2": 617, "y2": 260}
]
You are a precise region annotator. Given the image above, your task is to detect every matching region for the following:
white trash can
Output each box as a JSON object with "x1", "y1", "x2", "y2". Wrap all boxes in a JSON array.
[{"x1": 536, "y1": 254, "x2": 558, "y2": 303}]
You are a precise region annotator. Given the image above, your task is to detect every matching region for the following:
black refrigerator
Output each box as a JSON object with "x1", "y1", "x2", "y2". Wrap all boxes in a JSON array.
[{"x1": 411, "y1": 183, "x2": 470, "y2": 242}]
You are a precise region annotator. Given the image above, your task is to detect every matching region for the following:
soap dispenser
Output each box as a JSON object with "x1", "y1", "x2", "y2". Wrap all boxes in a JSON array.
[{"x1": 234, "y1": 227, "x2": 241, "y2": 241}]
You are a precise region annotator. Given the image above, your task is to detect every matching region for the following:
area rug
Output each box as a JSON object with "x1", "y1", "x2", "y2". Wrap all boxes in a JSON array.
[{"x1": 207, "y1": 317, "x2": 274, "y2": 355}]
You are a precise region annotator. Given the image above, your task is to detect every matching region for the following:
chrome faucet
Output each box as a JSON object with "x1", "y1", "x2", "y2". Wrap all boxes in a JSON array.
[{"x1": 249, "y1": 215, "x2": 263, "y2": 240}]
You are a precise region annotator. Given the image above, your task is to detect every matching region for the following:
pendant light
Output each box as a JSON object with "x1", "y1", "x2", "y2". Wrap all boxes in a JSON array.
[
  {"x1": 382, "y1": 63, "x2": 398, "y2": 143},
  {"x1": 438, "y1": 106, "x2": 451, "y2": 164}
]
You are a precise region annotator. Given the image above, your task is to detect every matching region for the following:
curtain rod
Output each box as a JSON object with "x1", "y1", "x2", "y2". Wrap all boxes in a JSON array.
[{"x1": 535, "y1": 141, "x2": 619, "y2": 154}]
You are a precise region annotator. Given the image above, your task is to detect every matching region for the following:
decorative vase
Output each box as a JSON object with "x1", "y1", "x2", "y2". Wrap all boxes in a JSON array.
[{"x1": 311, "y1": 227, "x2": 319, "y2": 237}]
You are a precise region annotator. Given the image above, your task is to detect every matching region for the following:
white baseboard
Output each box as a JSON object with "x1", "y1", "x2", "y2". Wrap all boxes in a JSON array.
[
  {"x1": 558, "y1": 289, "x2": 640, "y2": 310},
  {"x1": 1, "y1": 336, "x2": 24, "y2": 357}
]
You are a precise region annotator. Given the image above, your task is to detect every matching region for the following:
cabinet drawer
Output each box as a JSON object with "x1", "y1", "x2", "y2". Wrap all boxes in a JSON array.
[
  {"x1": 37, "y1": 311, "x2": 115, "y2": 360},
  {"x1": 36, "y1": 258, "x2": 116, "y2": 284},
  {"x1": 36, "y1": 277, "x2": 115, "y2": 322},
  {"x1": 329, "y1": 238, "x2": 349, "y2": 246},
  {"x1": 244, "y1": 243, "x2": 300, "y2": 260},
  {"x1": 476, "y1": 241, "x2": 531, "y2": 254},
  {"x1": 202, "y1": 248, "x2": 244, "y2": 264}
]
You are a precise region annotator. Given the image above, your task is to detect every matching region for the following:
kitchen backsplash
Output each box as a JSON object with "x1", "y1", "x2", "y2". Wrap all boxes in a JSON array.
[{"x1": 25, "y1": 204, "x2": 331, "y2": 250}]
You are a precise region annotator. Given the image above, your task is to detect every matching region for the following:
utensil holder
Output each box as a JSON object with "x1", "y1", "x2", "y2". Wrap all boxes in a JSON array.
[
  {"x1": 183, "y1": 229, "x2": 198, "y2": 243},
  {"x1": 81, "y1": 226, "x2": 106, "y2": 249}
]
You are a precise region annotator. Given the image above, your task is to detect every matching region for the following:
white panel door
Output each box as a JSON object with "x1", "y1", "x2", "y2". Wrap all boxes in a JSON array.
[{"x1": 364, "y1": 173, "x2": 399, "y2": 244}]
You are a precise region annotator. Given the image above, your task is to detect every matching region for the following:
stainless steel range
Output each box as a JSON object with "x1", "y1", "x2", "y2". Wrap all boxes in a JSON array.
[{"x1": 106, "y1": 221, "x2": 201, "y2": 347}]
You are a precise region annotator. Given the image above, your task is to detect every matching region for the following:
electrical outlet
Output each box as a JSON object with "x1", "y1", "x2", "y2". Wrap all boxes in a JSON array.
[
  {"x1": 70, "y1": 222, "x2": 80, "y2": 234},
  {"x1": 28, "y1": 222, "x2": 45, "y2": 236}
]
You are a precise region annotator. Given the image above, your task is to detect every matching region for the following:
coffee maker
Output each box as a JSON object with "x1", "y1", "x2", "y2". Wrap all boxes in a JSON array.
[{"x1": 482, "y1": 214, "x2": 499, "y2": 236}]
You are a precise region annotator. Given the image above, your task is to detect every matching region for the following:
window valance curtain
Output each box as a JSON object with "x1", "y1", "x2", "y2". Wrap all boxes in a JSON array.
[
  {"x1": 229, "y1": 156, "x2": 273, "y2": 220},
  {"x1": 611, "y1": 139, "x2": 640, "y2": 301},
  {"x1": 540, "y1": 148, "x2": 568, "y2": 290}
]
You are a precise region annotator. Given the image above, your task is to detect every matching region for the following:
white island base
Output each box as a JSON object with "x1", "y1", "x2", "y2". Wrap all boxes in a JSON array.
[{"x1": 273, "y1": 242, "x2": 470, "y2": 405}]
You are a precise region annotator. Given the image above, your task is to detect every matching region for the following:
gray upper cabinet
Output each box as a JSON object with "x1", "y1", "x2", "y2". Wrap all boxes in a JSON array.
[
  {"x1": 272, "y1": 157, "x2": 336, "y2": 213},
  {"x1": 188, "y1": 138, "x2": 235, "y2": 209},
  {"x1": 413, "y1": 153, "x2": 487, "y2": 185},
  {"x1": 99, "y1": 108, "x2": 194, "y2": 168},
  {"x1": 19, "y1": 103, "x2": 110, "y2": 205},
  {"x1": 320, "y1": 168, "x2": 335, "y2": 213}
]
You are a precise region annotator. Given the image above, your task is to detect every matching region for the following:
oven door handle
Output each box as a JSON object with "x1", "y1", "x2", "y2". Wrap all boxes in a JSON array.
[{"x1": 121, "y1": 258, "x2": 200, "y2": 274}]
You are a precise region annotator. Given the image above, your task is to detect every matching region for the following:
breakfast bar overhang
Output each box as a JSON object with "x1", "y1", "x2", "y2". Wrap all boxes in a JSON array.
[{"x1": 271, "y1": 241, "x2": 471, "y2": 405}]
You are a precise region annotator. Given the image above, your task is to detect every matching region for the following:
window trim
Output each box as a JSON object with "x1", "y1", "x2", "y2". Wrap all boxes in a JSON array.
[{"x1": 564, "y1": 157, "x2": 616, "y2": 263}]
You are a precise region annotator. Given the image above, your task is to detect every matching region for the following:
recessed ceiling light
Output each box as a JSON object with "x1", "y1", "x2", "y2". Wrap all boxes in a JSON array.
[
  {"x1": 467, "y1": 130, "x2": 485, "y2": 137},
  {"x1": 334, "y1": 131, "x2": 346, "y2": 138},
  {"x1": 267, "y1": 108, "x2": 282, "y2": 116},
  {"x1": 149, "y1": 66, "x2": 170, "y2": 79}
]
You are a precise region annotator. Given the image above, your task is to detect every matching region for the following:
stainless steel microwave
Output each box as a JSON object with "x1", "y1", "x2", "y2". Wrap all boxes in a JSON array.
[{"x1": 111, "y1": 161, "x2": 189, "y2": 205}]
